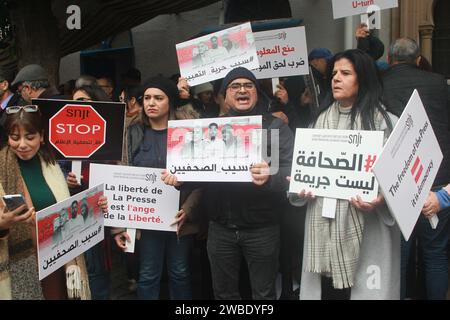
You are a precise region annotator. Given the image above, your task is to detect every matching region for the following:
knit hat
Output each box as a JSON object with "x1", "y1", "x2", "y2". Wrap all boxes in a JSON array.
[
  {"x1": 220, "y1": 67, "x2": 259, "y2": 96},
  {"x1": 12, "y1": 64, "x2": 48, "y2": 86},
  {"x1": 308, "y1": 48, "x2": 333, "y2": 61},
  {"x1": 142, "y1": 76, "x2": 180, "y2": 108}
]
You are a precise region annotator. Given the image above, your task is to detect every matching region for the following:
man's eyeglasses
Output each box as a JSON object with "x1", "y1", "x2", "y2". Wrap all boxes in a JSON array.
[
  {"x1": 227, "y1": 82, "x2": 255, "y2": 92},
  {"x1": 5, "y1": 105, "x2": 39, "y2": 114}
]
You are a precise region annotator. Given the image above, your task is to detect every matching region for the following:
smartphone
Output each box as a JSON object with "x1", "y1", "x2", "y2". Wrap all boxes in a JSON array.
[{"x1": 2, "y1": 194, "x2": 28, "y2": 215}]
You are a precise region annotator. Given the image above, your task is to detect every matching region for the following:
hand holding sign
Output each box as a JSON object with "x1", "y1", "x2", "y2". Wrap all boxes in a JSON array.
[
  {"x1": 350, "y1": 194, "x2": 384, "y2": 213},
  {"x1": 114, "y1": 230, "x2": 131, "y2": 251},
  {"x1": 421, "y1": 191, "x2": 440, "y2": 218},
  {"x1": 97, "y1": 195, "x2": 108, "y2": 213},
  {"x1": 286, "y1": 176, "x2": 316, "y2": 201},
  {"x1": 67, "y1": 172, "x2": 82, "y2": 189},
  {"x1": 177, "y1": 77, "x2": 190, "y2": 99},
  {"x1": 171, "y1": 209, "x2": 187, "y2": 235},
  {"x1": 250, "y1": 161, "x2": 270, "y2": 186},
  {"x1": 161, "y1": 169, "x2": 182, "y2": 187},
  {"x1": 274, "y1": 83, "x2": 288, "y2": 105},
  {"x1": 355, "y1": 23, "x2": 370, "y2": 39}
]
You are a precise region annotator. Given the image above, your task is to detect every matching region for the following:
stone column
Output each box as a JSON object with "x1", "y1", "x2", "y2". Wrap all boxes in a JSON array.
[{"x1": 419, "y1": 24, "x2": 434, "y2": 64}]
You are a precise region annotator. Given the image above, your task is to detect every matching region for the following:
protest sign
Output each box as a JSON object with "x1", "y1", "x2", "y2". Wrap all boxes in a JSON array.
[
  {"x1": 331, "y1": 0, "x2": 398, "y2": 19},
  {"x1": 176, "y1": 22, "x2": 259, "y2": 86},
  {"x1": 37, "y1": 184, "x2": 104, "y2": 280},
  {"x1": 33, "y1": 98, "x2": 125, "y2": 161},
  {"x1": 252, "y1": 26, "x2": 309, "y2": 79},
  {"x1": 89, "y1": 164, "x2": 180, "y2": 231},
  {"x1": 372, "y1": 90, "x2": 443, "y2": 240},
  {"x1": 167, "y1": 115, "x2": 262, "y2": 182},
  {"x1": 289, "y1": 128, "x2": 383, "y2": 202}
]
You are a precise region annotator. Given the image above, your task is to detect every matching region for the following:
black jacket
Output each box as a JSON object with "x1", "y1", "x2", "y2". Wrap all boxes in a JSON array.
[
  {"x1": 382, "y1": 63, "x2": 450, "y2": 187},
  {"x1": 203, "y1": 113, "x2": 294, "y2": 229},
  {"x1": 357, "y1": 32, "x2": 385, "y2": 61}
]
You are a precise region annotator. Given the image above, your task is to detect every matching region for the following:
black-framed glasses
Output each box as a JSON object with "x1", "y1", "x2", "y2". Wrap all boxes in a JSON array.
[
  {"x1": 227, "y1": 82, "x2": 255, "y2": 92},
  {"x1": 75, "y1": 97, "x2": 91, "y2": 102},
  {"x1": 5, "y1": 105, "x2": 39, "y2": 114}
]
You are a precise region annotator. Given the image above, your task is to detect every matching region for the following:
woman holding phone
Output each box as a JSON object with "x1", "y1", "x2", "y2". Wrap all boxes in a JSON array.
[
  {"x1": 0, "y1": 105, "x2": 107, "y2": 299},
  {"x1": 0, "y1": 184, "x2": 35, "y2": 299}
]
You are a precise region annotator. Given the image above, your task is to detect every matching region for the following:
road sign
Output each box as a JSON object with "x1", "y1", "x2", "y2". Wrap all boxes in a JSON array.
[{"x1": 49, "y1": 104, "x2": 106, "y2": 158}]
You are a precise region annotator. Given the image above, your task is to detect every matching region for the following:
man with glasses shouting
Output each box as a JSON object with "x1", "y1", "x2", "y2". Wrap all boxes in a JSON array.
[{"x1": 202, "y1": 67, "x2": 294, "y2": 299}]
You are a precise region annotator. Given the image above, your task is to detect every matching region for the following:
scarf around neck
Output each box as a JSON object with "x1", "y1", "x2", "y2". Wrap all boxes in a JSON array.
[
  {"x1": 306, "y1": 101, "x2": 386, "y2": 289},
  {"x1": 0, "y1": 147, "x2": 90, "y2": 299}
]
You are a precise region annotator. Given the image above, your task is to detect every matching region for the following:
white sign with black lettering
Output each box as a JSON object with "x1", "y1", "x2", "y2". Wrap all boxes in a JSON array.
[
  {"x1": 289, "y1": 128, "x2": 383, "y2": 202},
  {"x1": 252, "y1": 26, "x2": 309, "y2": 79},
  {"x1": 372, "y1": 90, "x2": 443, "y2": 241},
  {"x1": 331, "y1": 0, "x2": 398, "y2": 19}
]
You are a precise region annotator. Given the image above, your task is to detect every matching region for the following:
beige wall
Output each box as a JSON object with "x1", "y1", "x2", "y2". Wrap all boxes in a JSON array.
[{"x1": 391, "y1": 0, "x2": 436, "y2": 63}]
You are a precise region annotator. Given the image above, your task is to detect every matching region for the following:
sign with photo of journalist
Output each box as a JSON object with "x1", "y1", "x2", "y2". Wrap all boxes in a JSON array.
[
  {"x1": 176, "y1": 22, "x2": 259, "y2": 86},
  {"x1": 289, "y1": 128, "x2": 384, "y2": 202},
  {"x1": 36, "y1": 184, "x2": 104, "y2": 280},
  {"x1": 167, "y1": 115, "x2": 262, "y2": 182},
  {"x1": 372, "y1": 90, "x2": 443, "y2": 241}
]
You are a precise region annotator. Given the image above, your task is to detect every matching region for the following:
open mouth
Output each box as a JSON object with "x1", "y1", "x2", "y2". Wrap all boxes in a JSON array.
[{"x1": 236, "y1": 96, "x2": 250, "y2": 103}]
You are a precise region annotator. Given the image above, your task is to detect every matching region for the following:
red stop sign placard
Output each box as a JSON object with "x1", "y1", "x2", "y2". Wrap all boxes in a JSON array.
[{"x1": 49, "y1": 104, "x2": 106, "y2": 158}]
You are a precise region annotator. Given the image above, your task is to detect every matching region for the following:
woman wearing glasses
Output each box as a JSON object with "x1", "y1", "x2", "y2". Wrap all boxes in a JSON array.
[{"x1": 0, "y1": 105, "x2": 107, "y2": 299}]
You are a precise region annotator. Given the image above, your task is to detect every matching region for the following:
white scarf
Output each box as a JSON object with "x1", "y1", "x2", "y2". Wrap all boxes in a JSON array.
[{"x1": 305, "y1": 102, "x2": 386, "y2": 289}]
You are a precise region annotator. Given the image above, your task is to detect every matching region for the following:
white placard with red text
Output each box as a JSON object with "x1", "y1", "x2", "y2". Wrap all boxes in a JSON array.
[
  {"x1": 252, "y1": 26, "x2": 309, "y2": 79},
  {"x1": 89, "y1": 164, "x2": 180, "y2": 231},
  {"x1": 372, "y1": 90, "x2": 443, "y2": 241},
  {"x1": 331, "y1": 0, "x2": 398, "y2": 19}
]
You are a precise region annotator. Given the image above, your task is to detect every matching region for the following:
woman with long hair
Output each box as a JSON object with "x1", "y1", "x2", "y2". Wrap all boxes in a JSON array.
[
  {"x1": 113, "y1": 77, "x2": 202, "y2": 300},
  {"x1": 0, "y1": 105, "x2": 107, "y2": 299},
  {"x1": 290, "y1": 49, "x2": 400, "y2": 300}
]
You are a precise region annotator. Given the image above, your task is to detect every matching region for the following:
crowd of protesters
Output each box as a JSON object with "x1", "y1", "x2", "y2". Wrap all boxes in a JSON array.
[{"x1": 0, "y1": 21, "x2": 449, "y2": 300}]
